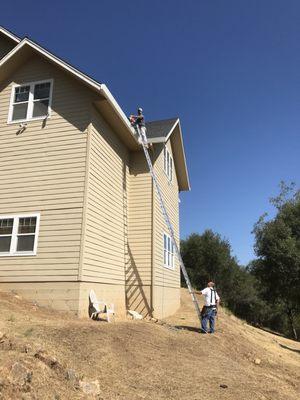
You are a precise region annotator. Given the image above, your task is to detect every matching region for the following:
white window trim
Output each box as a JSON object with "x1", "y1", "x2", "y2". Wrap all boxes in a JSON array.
[
  {"x1": 163, "y1": 232, "x2": 175, "y2": 270},
  {"x1": 7, "y1": 79, "x2": 54, "y2": 124},
  {"x1": 163, "y1": 146, "x2": 173, "y2": 183},
  {"x1": 0, "y1": 213, "x2": 40, "y2": 256}
]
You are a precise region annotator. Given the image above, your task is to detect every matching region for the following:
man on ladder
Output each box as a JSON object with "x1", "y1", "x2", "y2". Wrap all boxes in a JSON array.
[{"x1": 130, "y1": 107, "x2": 148, "y2": 145}]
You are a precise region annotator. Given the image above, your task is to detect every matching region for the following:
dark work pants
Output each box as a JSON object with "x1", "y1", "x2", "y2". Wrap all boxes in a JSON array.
[{"x1": 201, "y1": 307, "x2": 216, "y2": 333}]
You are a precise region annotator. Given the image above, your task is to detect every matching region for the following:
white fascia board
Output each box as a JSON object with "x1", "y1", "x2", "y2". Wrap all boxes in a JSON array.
[
  {"x1": 100, "y1": 84, "x2": 136, "y2": 135},
  {"x1": 148, "y1": 136, "x2": 166, "y2": 143},
  {"x1": 0, "y1": 26, "x2": 21, "y2": 43},
  {"x1": 176, "y1": 119, "x2": 191, "y2": 191},
  {"x1": 165, "y1": 118, "x2": 180, "y2": 141},
  {"x1": 0, "y1": 38, "x2": 103, "y2": 92}
]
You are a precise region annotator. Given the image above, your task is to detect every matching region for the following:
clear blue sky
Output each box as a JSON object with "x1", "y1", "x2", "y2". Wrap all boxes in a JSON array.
[{"x1": 2, "y1": 1, "x2": 300, "y2": 265}]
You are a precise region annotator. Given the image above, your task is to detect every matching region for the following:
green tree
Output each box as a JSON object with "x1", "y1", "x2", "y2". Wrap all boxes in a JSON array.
[
  {"x1": 180, "y1": 230, "x2": 236, "y2": 293},
  {"x1": 251, "y1": 182, "x2": 300, "y2": 339},
  {"x1": 181, "y1": 230, "x2": 264, "y2": 323}
]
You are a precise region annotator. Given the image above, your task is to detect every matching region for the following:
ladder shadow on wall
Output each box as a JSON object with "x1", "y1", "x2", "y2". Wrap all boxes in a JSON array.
[{"x1": 126, "y1": 245, "x2": 152, "y2": 317}]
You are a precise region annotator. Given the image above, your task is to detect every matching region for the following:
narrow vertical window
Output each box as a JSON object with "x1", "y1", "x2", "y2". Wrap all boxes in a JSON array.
[
  {"x1": 171, "y1": 242, "x2": 174, "y2": 268},
  {"x1": 0, "y1": 219, "x2": 13, "y2": 253},
  {"x1": 163, "y1": 146, "x2": 173, "y2": 182},
  {"x1": 169, "y1": 157, "x2": 173, "y2": 182},
  {"x1": 167, "y1": 151, "x2": 170, "y2": 178},
  {"x1": 163, "y1": 232, "x2": 175, "y2": 269},
  {"x1": 167, "y1": 236, "x2": 170, "y2": 266},
  {"x1": 17, "y1": 217, "x2": 37, "y2": 252},
  {"x1": 163, "y1": 234, "x2": 167, "y2": 265},
  {"x1": 11, "y1": 85, "x2": 30, "y2": 121},
  {"x1": 32, "y1": 82, "x2": 51, "y2": 118}
]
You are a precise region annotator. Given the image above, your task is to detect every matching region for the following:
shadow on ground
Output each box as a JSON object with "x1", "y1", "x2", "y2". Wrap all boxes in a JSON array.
[
  {"x1": 174, "y1": 325, "x2": 204, "y2": 333},
  {"x1": 279, "y1": 343, "x2": 300, "y2": 354}
]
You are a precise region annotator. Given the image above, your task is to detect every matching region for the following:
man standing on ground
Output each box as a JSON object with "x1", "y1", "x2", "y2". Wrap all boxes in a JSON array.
[{"x1": 200, "y1": 282, "x2": 220, "y2": 334}]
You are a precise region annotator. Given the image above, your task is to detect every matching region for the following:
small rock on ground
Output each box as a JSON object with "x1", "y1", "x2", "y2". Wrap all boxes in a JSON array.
[
  {"x1": 9, "y1": 362, "x2": 32, "y2": 386},
  {"x1": 79, "y1": 379, "x2": 101, "y2": 396},
  {"x1": 65, "y1": 368, "x2": 78, "y2": 383},
  {"x1": 220, "y1": 384, "x2": 228, "y2": 389},
  {"x1": 0, "y1": 332, "x2": 6, "y2": 342},
  {"x1": 34, "y1": 350, "x2": 61, "y2": 370}
]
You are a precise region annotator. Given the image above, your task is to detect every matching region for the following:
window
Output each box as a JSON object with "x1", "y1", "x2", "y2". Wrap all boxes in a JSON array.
[
  {"x1": 163, "y1": 146, "x2": 173, "y2": 182},
  {"x1": 163, "y1": 233, "x2": 175, "y2": 269},
  {"x1": 0, "y1": 214, "x2": 40, "y2": 256},
  {"x1": 8, "y1": 80, "x2": 53, "y2": 123},
  {"x1": 0, "y1": 219, "x2": 13, "y2": 253}
]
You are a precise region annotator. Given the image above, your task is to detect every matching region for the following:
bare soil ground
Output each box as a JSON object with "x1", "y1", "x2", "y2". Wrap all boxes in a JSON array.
[{"x1": 0, "y1": 289, "x2": 299, "y2": 400}]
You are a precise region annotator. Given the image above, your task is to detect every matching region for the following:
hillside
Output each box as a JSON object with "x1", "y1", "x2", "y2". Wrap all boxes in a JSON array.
[{"x1": 0, "y1": 289, "x2": 299, "y2": 400}]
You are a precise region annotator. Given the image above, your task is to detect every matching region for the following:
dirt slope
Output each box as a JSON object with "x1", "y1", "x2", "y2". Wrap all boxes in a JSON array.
[{"x1": 0, "y1": 289, "x2": 299, "y2": 400}]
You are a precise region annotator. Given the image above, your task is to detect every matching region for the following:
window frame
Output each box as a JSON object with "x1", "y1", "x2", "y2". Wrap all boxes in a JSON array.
[
  {"x1": 8, "y1": 79, "x2": 54, "y2": 124},
  {"x1": 0, "y1": 213, "x2": 41, "y2": 256},
  {"x1": 163, "y1": 146, "x2": 173, "y2": 183},
  {"x1": 163, "y1": 232, "x2": 175, "y2": 270}
]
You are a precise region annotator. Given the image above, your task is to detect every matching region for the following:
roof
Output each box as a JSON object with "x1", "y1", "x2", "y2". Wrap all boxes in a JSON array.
[
  {"x1": 146, "y1": 118, "x2": 179, "y2": 141},
  {"x1": 0, "y1": 26, "x2": 190, "y2": 190}
]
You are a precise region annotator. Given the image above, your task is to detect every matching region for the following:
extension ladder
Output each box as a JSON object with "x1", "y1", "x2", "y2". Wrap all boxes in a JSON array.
[{"x1": 135, "y1": 125, "x2": 203, "y2": 328}]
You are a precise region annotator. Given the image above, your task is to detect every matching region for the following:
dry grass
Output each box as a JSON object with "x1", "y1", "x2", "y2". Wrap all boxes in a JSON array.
[{"x1": 0, "y1": 289, "x2": 299, "y2": 399}]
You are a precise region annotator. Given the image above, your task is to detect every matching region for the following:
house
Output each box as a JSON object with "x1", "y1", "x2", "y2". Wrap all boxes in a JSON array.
[{"x1": 0, "y1": 26, "x2": 190, "y2": 319}]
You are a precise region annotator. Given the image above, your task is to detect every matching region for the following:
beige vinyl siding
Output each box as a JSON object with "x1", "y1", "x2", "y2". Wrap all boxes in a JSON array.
[
  {"x1": 127, "y1": 152, "x2": 153, "y2": 285},
  {"x1": 126, "y1": 151, "x2": 153, "y2": 315},
  {"x1": 0, "y1": 36, "x2": 16, "y2": 60},
  {"x1": 153, "y1": 140, "x2": 180, "y2": 289},
  {"x1": 0, "y1": 55, "x2": 91, "y2": 282},
  {"x1": 81, "y1": 108, "x2": 129, "y2": 285}
]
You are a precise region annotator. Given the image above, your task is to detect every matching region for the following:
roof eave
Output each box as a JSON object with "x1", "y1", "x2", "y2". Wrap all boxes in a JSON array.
[
  {"x1": 101, "y1": 85, "x2": 134, "y2": 130},
  {"x1": 0, "y1": 38, "x2": 103, "y2": 90},
  {"x1": 97, "y1": 85, "x2": 138, "y2": 149},
  {"x1": 147, "y1": 137, "x2": 166, "y2": 143},
  {"x1": 171, "y1": 120, "x2": 191, "y2": 191},
  {"x1": 0, "y1": 26, "x2": 21, "y2": 44}
]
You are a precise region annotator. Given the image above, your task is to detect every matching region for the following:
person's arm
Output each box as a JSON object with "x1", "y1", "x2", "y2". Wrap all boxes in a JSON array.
[
  {"x1": 129, "y1": 115, "x2": 138, "y2": 125},
  {"x1": 215, "y1": 293, "x2": 220, "y2": 309}
]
